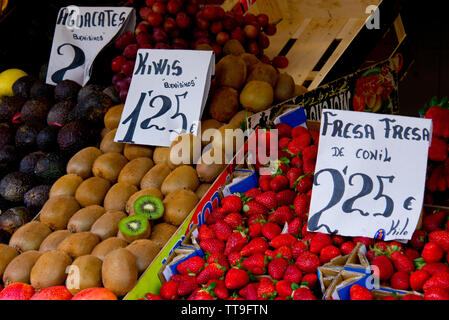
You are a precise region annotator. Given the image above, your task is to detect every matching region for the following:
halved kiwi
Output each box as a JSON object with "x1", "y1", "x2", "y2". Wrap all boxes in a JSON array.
[
  {"x1": 133, "y1": 195, "x2": 164, "y2": 220},
  {"x1": 118, "y1": 215, "x2": 149, "y2": 238}
]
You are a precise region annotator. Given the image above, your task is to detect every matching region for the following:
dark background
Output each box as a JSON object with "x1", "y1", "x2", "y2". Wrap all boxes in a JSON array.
[{"x1": 0, "y1": 0, "x2": 448, "y2": 117}]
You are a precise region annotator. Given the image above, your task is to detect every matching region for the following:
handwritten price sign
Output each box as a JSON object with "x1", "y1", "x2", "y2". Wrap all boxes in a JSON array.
[{"x1": 308, "y1": 110, "x2": 432, "y2": 241}]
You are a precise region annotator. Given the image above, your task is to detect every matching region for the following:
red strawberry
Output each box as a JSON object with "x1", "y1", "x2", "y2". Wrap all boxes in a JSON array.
[
  {"x1": 240, "y1": 237, "x2": 269, "y2": 256},
  {"x1": 268, "y1": 257, "x2": 288, "y2": 280},
  {"x1": 238, "y1": 283, "x2": 258, "y2": 300},
  {"x1": 354, "y1": 237, "x2": 375, "y2": 247},
  {"x1": 270, "y1": 233, "x2": 297, "y2": 249},
  {"x1": 276, "y1": 189, "x2": 296, "y2": 206},
  {"x1": 402, "y1": 294, "x2": 424, "y2": 300},
  {"x1": 310, "y1": 233, "x2": 333, "y2": 254},
  {"x1": 255, "y1": 191, "x2": 278, "y2": 210},
  {"x1": 200, "y1": 238, "x2": 225, "y2": 254},
  {"x1": 224, "y1": 212, "x2": 243, "y2": 229},
  {"x1": 207, "y1": 252, "x2": 230, "y2": 270},
  {"x1": 244, "y1": 188, "x2": 262, "y2": 199},
  {"x1": 227, "y1": 252, "x2": 242, "y2": 267},
  {"x1": 206, "y1": 279, "x2": 229, "y2": 300},
  {"x1": 288, "y1": 134, "x2": 311, "y2": 155},
  {"x1": 332, "y1": 235, "x2": 346, "y2": 246},
  {"x1": 288, "y1": 218, "x2": 302, "y2": 236},
  {"x1": 292, "y1": 287, "x2": 316, "y2": 300},
  {"x1": 144, "y1": 293, "x2": 163, "y2": 300},
  {"x1": 422, "y1": 242, "x2": 444, "y2": 263},
  {"x1": 293, "y1": 193, "x2": 310, "y2": 219},
  {"x1": 206, "y1": 208, "x2": 226, "y2": 224},
  {"x1": 257, "y1": 277, "x2": 276, "y2": 299},
  {"x1": 176, "y1": 275, "x2": 199, "y2": 296},
  {"x1": 248, "y1": 221, "x2": 263, "y2": 238},
  {"x1": 295, "y1": 251, "x2": 320, "y2": 273},
  {"x1": 191, "y1": 284, "x2": 216, "y2": 300},
  {"x1": 302, "y1": 273, "x2": 318, "y2": 289},
  {"x1": 278, "y1": 137, "x2": 291, "y2": 150},
  {"x1": 274, "y1": 246, "x2": 293, "y2": 261},
  {"x1": 422, "y1": 262, "x2": 449, "y2": 275},
  {"x1": 302, "y1": 145, "x2": 318, "y2": 163},
  {"x1": 382, "y1": 296, "x2": 399, "y2": 300},
  {"x1": 198, "y1": 224, "x2": 215, "y2": 242},
  {"x1": 243, "y1": 200, "x2": 269, "y2": 217},
  {"x1": 423, "y1": 210, "x2": 446, "y2": 232},
  {"x1": 196, "y1": 263, "x2": 227, "y2": 284},
  {"x1": 424, "y1": 287, "x2": 449, "y2": 300},
  {"x1": 283, "y1": 264, "x2": 303, "y2": 283},
  {"x1": 276, "y1": 280, "x2": 294, "y2": 298},
  {"x1": 390, "y1": 251, "x2": 415, "y2": 273},
  {"x1": 410, "y1": 229, "x2": 427, "y2": 251},
  {"x1": 319, "y1": 245, "x2": 341, "y2": 264},
  {"x1": 270, "y1": 175, "x2": 289, "y2": 193},
  {"x1": 269, "y1": 206, "x2": 294, "y2": 225},
  {"x1": 340, "y1": 241, "x2": 356, "y2": 255},
  {"x1": 224, "y1": 231, "x2": 248, "y2": 256},
  {"x1": 225, "y1": 268, "x2": 250, "y2": 289},
  {"x1": 242, "y1": 253, "x2": 268, "y2": 275},
  {"x1": 290, "y1": 156, "x2": 303, "y2": 169},
  {"x1": 410, "y1": 270, "x2": 431, "y2": 291},
  {"x1": 350, "y1": 285, "x2": 372, "y2": 300},
  {"x1": 294, "y1": 174, "x2": 313, "y2": 193},
  {"x1": 391, "y1": 271, "x2": 410, "y2": 290},
  {"x1": 160, "y1": 281, "x2": 179, "y2": 300},
  {"x1": 371, "y1": 255, "x2": 394, "y2": 281},
  {"x1": 303, "y1": 160, "x2": 316, "y2": 175},
  {"x1": 287, "y1": 167, "x2": 303, "y2": 188},
  {"x1": 405, "y1": 248, "x2": 420, "y2": 261},
  {"x1": 429, "y1": 230, "x2": 449, "y2": 252},
  {"x1": 423, "y1": 271, "x2": 449, "y2": 291},
  {"x1": 177, "y1": 256, "x2": 206, "y2": 276},
  {"x1": 213, "y1": 220, "x2": 233, "y2": 241},
  {"x1": 261, "y1": 222, "x2": 282, "y2": 240},
  {"x1": 292, "y1": 240, "x2": 308, "y2": 259},
  {"x1": 275, "y1": 123, "x2": 293, "y2": 138},
  {"x1": 259, "y1": 175, "x2": 272, "y2": 192},
  {"x1": 221, "y1": 195, "x2": 243, "y2": 213},
  {"x1": 291, "y1": 126, "x2": 309, "y2": 138},
  {"x1": 310, "y1": 130, "x2": 319, "y2": 144},
  {"x1": 366, "y1": 250, "x2": 376, "y2": 262}
]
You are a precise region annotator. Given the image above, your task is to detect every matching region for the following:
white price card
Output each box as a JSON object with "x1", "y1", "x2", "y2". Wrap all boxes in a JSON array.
[
  {"x1": 114, "y1": 49, "x2": 215, "y2": 147},
  {"x1": 46, "y1": 6, "x2": 136, "y2": 86},
  {"x1": 308, "y1": 110, "x2": 432, "y2": 241}
]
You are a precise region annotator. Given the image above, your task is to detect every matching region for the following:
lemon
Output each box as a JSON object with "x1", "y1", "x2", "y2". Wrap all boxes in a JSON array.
[{"x1": 0, "y1": 68, "x2": 28, "y2": 97}]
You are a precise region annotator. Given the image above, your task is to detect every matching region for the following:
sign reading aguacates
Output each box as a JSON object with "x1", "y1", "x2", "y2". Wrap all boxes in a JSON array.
[
  {"x1": 308, "y1": 110, "x2": 432, "y2": 241},
  {"x1": 114, "y1": 49, "x2": 215, "y2": 147}
]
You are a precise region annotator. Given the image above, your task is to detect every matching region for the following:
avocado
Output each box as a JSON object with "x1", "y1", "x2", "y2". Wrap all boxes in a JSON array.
[
  {"x1": 54, "y1": 80, "x2": 81, "y2": 101},
  {"x1": 23, "y1": 185, "x2": 51, "y2": 212},
  {"x1": 0, "y1": 96, "x2": 26, "y2": 122},
  {"x1": 36, "y1": 126, "x2": 59, "y2": 152},
  {"x1": 20, "y1": 99, "x2": 50, "y2": 125},
  {"x1": 70, "y1": 91, "x2": 113, "y2": 125},
  {"x1": 0, "y1": 172, "x2": 35, "y2": 202},
  {"x1": 12, "y1": 76, "x2": 37, "y2": 99},
  {"x1": 19, "y1": 152, "x2": 45, "y2": 175},
  {"x1": 0, "y1": 123, "x2": 14, "y2": 147},
  {"x1": 78, "y1": 84, "x2": 105, "y2": 102},
  {"x1": 47, "y1": 100, "x2": 75, "y2": 127},
  {"x1": 103, "y1": 86, "x2": 121, "y2": 105},
  {"x1": 34, "y1": 153, "x2": 65, "y2": 184},
  {"x1": 57, "y1": 121, "x2": 92, "y2": 155},
  {"x1": 15, "y1": 123, "x2": 43, "y2": 151},
  {"x1": 30, "y1": 80, "x2": 54, "y2": 100},
  {"x1": 0, "y1": 206, "x2": 33, "y2": 234},
  {"x1": 0, "y1": 145, "x2": 19, "y2": 175}
]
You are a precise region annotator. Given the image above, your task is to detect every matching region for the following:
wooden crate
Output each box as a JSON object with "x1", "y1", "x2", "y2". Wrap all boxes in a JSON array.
[{"x1": 222, "y1": 0, "x2": 406, "y2": 90}]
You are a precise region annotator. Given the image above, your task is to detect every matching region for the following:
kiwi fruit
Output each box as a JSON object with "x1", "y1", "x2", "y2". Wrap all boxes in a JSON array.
[
  {"x1": 117, "y1": 215, "x2": 151, "y2": 243},
  {"x1": 247, "y1": 63, "x2": 278, "y2": 87},
  {"x1": 161, "y1": 165, "x2": 200, "y2": 196},
  {"x1": 100, "y1": 129, "x2": 124, "y2": 154},
  {"x1": 274, "y1": 72, "x2": 296, "y2": 102},
  {"x1": 123, "y1": 144, "x2": 153, "y2": 161},
  {"x1": 66, "y1": 147, "x2": 103, "y2": 179},
  {"x1": 67, "y1": 205, "x2": 106, "y2": 233},
  {"x1": 117, "y1": 157, "x2": 154, "y2": 187},
  {"x1": 200, "y1": 119, "x2": 222, "y2": 147},
  {"x1": 133, "y1": 195, "x2": 164, "y2": 220},
  {"x1": 152, "y1": 147, "x2": 170, "y2": 166},
  {"x1": 223, "y1": 39, "x2": 245, "y2": 56},
  {"x1": 39, "y1": 230, "x2": 72, "y2": 252},
  {"x1": 40, "y1": 196, "x2": 80, "y2": 230},
  {"x1": 103, "y1": 182, "x2": 138, "y2": 212},
  {"x1": 65, "y1": 255, "x2": 102, "y2": 295},
  {"x1": 240, "y1": 80, "x2": 274, "y2": 112},
  {"x1": 57, "y1": 231, "x2": 100, "y2": 259},
  {"x1": 126, "y1": 239, "x2": 160, "y2": 274},
  {"x1": 196, "y1": 148, "x2": 227, "y2": 183},
  {"x1": 215, "y1": 54, "x2": 247, "y2": 90},
  {"x1": 101, "y1": 128, "x2": 111, "y2": 139},
  {"x1": 195, "y1": 184, "x2": 212, "y2": 199},
  {"x1": 0, "y1": 244, "x2": 19, "y2": 278},
  {"x1": 126, "y1": 188, "x2": 163, "y2": 215},
  {"x1": 150, "y1": 223, "x2": 177, "y2": 249},
  {"x1": 140, "y1": 163, "x2": 171, "y2": 190},
  {"x1": 92, "y1": 152, "x2": 128, "y2": 183},
  {"x1": 229, "y1": 110, "x2": 254, "y2": 129},
  {"x1": 104, "y1": 104, "x2": 124, "y2": 130},
  {"x1": 9, "y1": 221, "x2": 52, "y2": 252},
  {"x1": 90, "y1": 210, "x2": 127, "y2": 241},
  {"x1": 208, "y1": 86, "x2": 239, "y2": 122},
  {"x1": 30, "y1": 250, "x2": 72, "y2": 290},
  {"x1": 91, "y1": 237, "x2": 128, "y2": 261},
  {"x1": 163, "y1": 189, "x2": 199, "y2": 226},
  {"x1": 75, "y1": 176, "x2": 111, "y2": 207},
  {"x1": 3, "y1": 250, "x2": 41, "y2": 285},
  {"x1": 49, "y1": 174, "x2": 83, "y2": 198},
  {"x1": 240, "y1": 53, "x2": 260, "y2": 73},
  {"x1": 102, "y1": 248, "x2": 138, "y2": 297}
]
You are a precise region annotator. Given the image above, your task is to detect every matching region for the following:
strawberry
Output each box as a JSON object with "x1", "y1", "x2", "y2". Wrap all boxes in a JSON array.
[
  {"x1": 221, "y1": 194, "x2": 243, "y2": 213},
  {"x1": 255, "y1": 191, "x2": 278, "y2": 210},
  {"x1": 287, "y1": 167, "x2": 303, "y2": 188},
  {"x1": 227, "y1": 252, "x2": 242, "y2": 267},
  {"x1": 257, "y1": 277, "x2": 277, "y2": 299},
  {"x1": 390, "y1": 251, "x2": 415, "y2": 273},
  {"x1": 410, "y1": 229, "x2": 427, "y2": 251},
  {"x1": 224, "y1": 212, "x2": 243, "y2": 230},
  {"x1": 402, "y1": 294, "x2": 424, "y2": 300},
  {"x1": 283, "y1": 264, "x2": 303, "y2": 283},
  {"x1": 275, "y1": 123, "x2": 293, "y2": 138},
  {"x1": 213, "y1": 220, "x2": 233, "y2": 241},
  {"x1": 259, "y1": 175, "x2": 272, "y2": 192},
  {"x1": 243, "y1": 200, "x2": 269, "y2": 217},
  {"x1": 424, "y1": 288, "x2": 449, "y2": 300},
  {"x1": 176, "y1": 275, "x2": 199, "y2": 296},
  {"x1": 423, "y1": 271, "x2": 449, "y2": 291},
  {"x1": 242, "y1": 253, "x2": 268, "y2": 275},
  {"x1": 269, "y1": 206, "x2": 294, "y2": 225},
  {"x1": 224, "y1": 231, "x2": 248, "y2": 256},
  {"x1": 196, "y1": 263, "x2": 227, "y2": 284},
  {"x1": 244, "y1": 188, "x2": 262, "y2": 199},
  {"x1": 366, "y1": 250, "x2": 376, "y2": 262},
  {"x1": 274, "y1": 246, "x2": 293, "y2": 261},
  {"x1": 319, "y1": 245, "x2": 341, "y2": 264},
  {"x1": 191, "y1": 284, "x2": 216, "y2": 300},
  {"x1": 276, "y1": 189, "x2": 296, "y2": 206},
  {"x1": 294, "y1": 174, "x2": 313, "y2": 193},
  {"x1": 248, "y1": 221, "x2": 263, "y2": 238},
  {"x1": 423, "y1": 210, "x2": 446, "y2": 232},
  {"x1": 198, "y1": 224, "x2": 215, "y2": 242},
  {"x1": 310, "y1": 233, "x2": 333, "y2": 254},
  {"x1": 200, "y1": 238, "x2": 225, "y2": 254},
  {"x1": 261, "y1": 222, "x2": 282, "y2": 240},
  {"x1": 270, "y1": 233, "x2": 297, "y2": 249},
  {"x1": 160, "y1": 281, "x2": 179, "y2": 300},
  {"x1": 270, "y1": 175, "x2": 289, "y2": 193},
  {"x1": 340, "y1": 241, "x2": 356, "y2": 255},
  {"x1": 391, "y1": 271, "x2": 410, "y2": 290},
  {"x1": 291, "y1": 126, "x2": 309, "y2": 138},
  {"x1": 302, "y1": 145, "x2": 318, "y2": 163},
  {"x1": 177, "y1": 256, "x2": 206, "y2": 276},
  {"x1": 429, "y1": 230, "x2": 449, "y2": 252},
  {"x1": 353, "y1": 237, "x2": 375, "y2": 247},
  {"x1": 303, "y1": 160, "x2": 316, "y2": 175},
  {"x1": 288, "y1": 134, "x2": 311, "y2": 155},
  {"x1": 422, "y1": 242, "x2": 444, "y2": 263},
  {"x1": 293, "y1": 193, "x2": 310, "y2": 219},
  {"x1": 268, "y1": 257, "x2": 288, "y2": 280},
  {"x1": 206, "y1": 279, "x2": 228, "y2": 300},
  {"x1": 206, "y1": 208, "x2": 226, "y2": 224},
  {"x1": 292, "y1": 287, "x2": 316, "y2": 300},
  {"x1": 421, "y1": 262, "x2": 449, "y2": 275},
  {"x1": 290, "y1": 156, "x2": 303, "y2": 169},
  {"x1": 240, "y1": 237, "x2": 269, "y2": 256},
  {"x1": 302, "y1": 273, "x2": 318, "y2": 289},
  {"x1": 225, "y1": 268, "x2": 250, "y2": 289},
  {"x1": 207, "y1": 252, "x2": 229, "y2": 270},
  {"x1": 371, "y1": 255, "x2": 394, "y2": 281},
  {"x1": 382, "y1": 296, "x2": 399, "y2": 300},
  {"x1": 310, "y1": 130, "x2": 319, "y2": 144},
  {"x1": 288, "y1": 218, "x2": 302, "y2": 236},
  {"x1": 405, "y1": 248, "x2": 420, "y2": 261},
  {"x1": 350, "y1": 285, "x2": 372, "y2": 300},
  {"x1": 292, "y1": 240, "x2": 308, "y2": 259},
  {"x1": 276, "y1": 280, "x2": 294, "y2": 298},
  {"x1": 239, "y1": 283, "x2": 259, "y2": 300},
  {"x1": 295, "y1": 251, "x2": 320, "y2": 273},
  {"x1": 410, "y1": 270, "x2": 431, "y2": 291},
  {"x1": 279, "y1": 137, "x2": 291, "y2": 150},
  {"x1": 144, "y1": 293, "x2": 163, "y2": 300},
  {"x1": 332, "y1": 235, "x2": 346, "y2": 247}
]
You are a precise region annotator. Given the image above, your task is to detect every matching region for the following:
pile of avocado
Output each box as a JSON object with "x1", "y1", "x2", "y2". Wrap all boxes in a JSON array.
[{"x1": 0, "y1": 76, "x2": 119, "y2": 243}]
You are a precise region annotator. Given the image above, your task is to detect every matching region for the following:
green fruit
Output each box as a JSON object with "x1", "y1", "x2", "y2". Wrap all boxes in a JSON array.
[
  {"x1": 133, "y1": 195, "x2": 164, "y2": 220},
  {"x1": 118, "y1": 215, "x2": 149, "y2": 238}
]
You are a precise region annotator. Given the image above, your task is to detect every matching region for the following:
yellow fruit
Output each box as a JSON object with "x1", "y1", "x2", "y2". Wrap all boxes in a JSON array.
[
  {"x1": 0, "y1": 69, "x2": 27, "y2": 97},
  {"x1": 1, "y1": 0, "x2": 8, "y2": 12}
]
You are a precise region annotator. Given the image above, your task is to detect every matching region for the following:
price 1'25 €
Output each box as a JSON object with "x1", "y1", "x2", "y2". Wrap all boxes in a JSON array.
[{"x1": 308, "y1": 165, "x2": 416, "y2": 234}]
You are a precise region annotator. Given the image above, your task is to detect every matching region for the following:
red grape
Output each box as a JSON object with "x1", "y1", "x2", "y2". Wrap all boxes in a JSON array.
[
  {"x1": 234, "y1": 14, "x2": 244, "y2": 26},
  {"x1": 244, "y1": 13, "x2": 257, "y2": 25},
  {"x1": 136, "y1": 32, "x2": 152, "y2": 46},
  {"x1": 153, "y1": 27, "x2": 168, "y2": 43},
  {"x1": 139, "y1": 7, "x2": 152, "y2": 20},
  {"x1": 195, "y1": 37, "x2": 211, "y2": 47},
  {"x1": 163, "y1": 17, "x2": 177, "y2": 32},
  {"x1": 135, "y1": 21, "x2": 150, "y2": 35},
  {"x1": 211, "y1": 43, "x2": 222, "y2": 56},
  {"x1": 172, "y1": 38, "x2": 188, "y2": 48},
  {"x1": 256, "y1": 14, "x2": 269, "y2": 27},
  {"x1": 156, "y1": 0, "x2": 169, "y2": 3},
  {"x1": 166, "y1": 0, "x2": 182, "y2": 15},
  {"x1": 258, "y1": 33, "x2": 269, "y2": 49},
  {"x1": 121, "y1": 61, "x2": 135, "y2": 77},
  {"x1": 186, "y1": 4, "x2": 198, "y2": 16},
  {"x1": 145, "y1": 0, "x2": 156, "y2": 6},
  {"x1": 176, "y1": 12, "x2": 191, "y2": 29},
  {"x1": 210, "y1": 21, "x2": 223, "y2": 34},
  {"x1": 155, "y1": 42, "x2": 171, "y2": 49},
  {"x1": 112, "y1": 72, "x2": 124, "y2": 86},
  {"x1": 247, "y1": 40, "x2": 260, "y2": 55},
  {"x1": 152, "y1": 2, "x2": 166, "y2": 14},
  {"x1": 231, "y1": 27, "x2": 245, "y2": 43},
  {"x1": 244, "y1": 24, "x2": 259, "y2": 39},
  {"x1": 264, "y1": 23, "x2": 277, "y2": 36},
  {"x1": 215, "y1": 31, "x2": 229, "y2": 45},
  {"x1": 202, "y1": 5, "x2": 218, "y2": 21},
  {"x1": 193, "y1": 28, "x2": 209, "y2": 40},
  {"x1": 272, "y1": 56, "x2": 289, "y2": 69},
  {"x1": 124, "y1": 43, "x2": 139, "y2": 59},
  {"x1": 197, "y1": 18, "x2": 210, "y2": 30},
  {"x1": 140, "y1": 43, "x2": 153, "y2": 49},
  {"x1": 169, "y1": 29, "x2": 181, "y2": 38},
  {"x1": 147, "y1": 12, "x2": 163, "y2": 26},
  {"x1": 114, "y1": 31, "x2": 136, "y2": 50},
  {"x1": 260, "y1": 54, "x2": 271, "y2": 64},
  {"x1": 119, "y1": 89, "x2": 129, "y2": 102},
  {"x1": 111, "y1": 55, "x2": 127, "y2": 73}
]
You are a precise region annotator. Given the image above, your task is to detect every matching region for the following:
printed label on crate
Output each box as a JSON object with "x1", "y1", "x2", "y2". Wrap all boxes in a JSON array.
[
  {"x1": 46, "y1": 6, "x2": 136, "y2": 86},
  {"x1": 307, "y1": 110, "x2": 432, "y2": 241},
  {"x1": 247, "y1": 58, "x2": 400, "y2": 130},
  {"x1": 114, "y1": 49, "x2": 215, "y2": 147}
]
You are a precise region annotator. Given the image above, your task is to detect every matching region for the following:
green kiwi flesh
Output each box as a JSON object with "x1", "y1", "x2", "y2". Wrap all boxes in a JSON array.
[
  {"x1": 118, "y1": 215, "x2": 149, "y2": 236},
  {"x1": 133, "y1": 195, "x2": 164, "y2": 220}
]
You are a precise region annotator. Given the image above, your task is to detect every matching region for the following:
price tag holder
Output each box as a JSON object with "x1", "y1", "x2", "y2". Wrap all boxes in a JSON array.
[
  {"x1": 46, "y1": 6, "x2": 136, "y2": 86},
  {"x1": 308, "y1": 110, "x2": 432, "y2": 241},
  {"x1": 114, "y1": 49, "x2": 215, "y2": 147}
]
